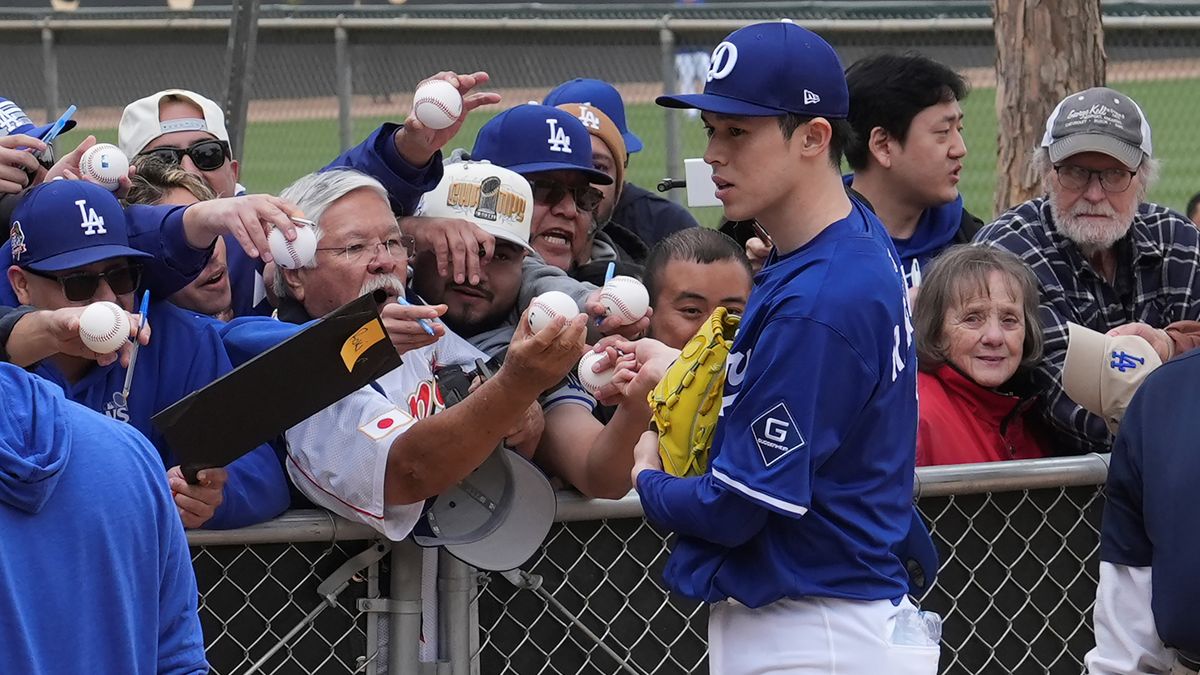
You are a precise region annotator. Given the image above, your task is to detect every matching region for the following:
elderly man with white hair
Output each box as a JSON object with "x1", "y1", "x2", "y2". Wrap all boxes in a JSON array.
[
  {"x1": 975, "y1": 86, "x2": 1200, "y2": 455},
  {"x1": 237, "y1": 168, "x2": 582, "y2": 540}
]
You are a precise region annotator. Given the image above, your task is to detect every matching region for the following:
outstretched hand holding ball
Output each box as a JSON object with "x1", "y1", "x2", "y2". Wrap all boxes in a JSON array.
[
  {"x1": 78, "y1": 143, "x2": 129, "y2": 192},
  {"x1": 529, "y1": 291, "x2": 582, "y2": 332},
  {"x1": 79, "y1": 301, "x2": 131, "y2": 354},
  {"x1": 412, "y1": 79, "x2": 464, "y2": 131},
  {"x1": 268, "y1": 220, "x2": 317, "y2": 269}
]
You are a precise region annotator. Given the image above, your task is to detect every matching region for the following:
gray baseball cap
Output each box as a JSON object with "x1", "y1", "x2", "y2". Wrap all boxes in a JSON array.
[
  {"x1": 412, "y1": 447, "x2": 556, "y2": 571},
  {"x1": 1041, "y1": 87, "x2": 1152, "y2": 170}
]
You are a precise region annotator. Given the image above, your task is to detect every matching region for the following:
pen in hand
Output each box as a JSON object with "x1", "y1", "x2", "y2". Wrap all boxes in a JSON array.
[{"x1": 395, "y1": 295, "x2": 436, "y2": 337}]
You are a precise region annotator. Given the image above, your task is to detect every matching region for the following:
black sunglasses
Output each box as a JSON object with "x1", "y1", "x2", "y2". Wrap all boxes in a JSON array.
[
  {"x1": 527, "y1": 179, "x2": 604, "y2": 214},
  {"x1": 138, "y1": 139, "x2": 231, "y2": 172},
  {"x1": 26, "y1": 265, "x2": 143, "y2": 302}
]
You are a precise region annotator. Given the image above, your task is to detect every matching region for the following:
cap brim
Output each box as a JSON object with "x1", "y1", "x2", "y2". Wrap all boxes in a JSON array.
[
  {"x1": 24, "y1": 245, "x2": 153, "y2": 272},
  {"x1": 1048, "y1": 134, "x2": 1145, "y2": 171},
  {"x1": 30, "y1": 120, "x2": 77, "y2": 141},
  {"x1": 656, "y1": 93, "x2": 785, "y2": 117},
  {"x1": 623, "y1": 131, "x2": 643, "y2": 154},
  {"x1": 443, "y1": 449, "x2": 556, "y2": 571},
  {"x1": 476, "y1": 225, "x2": 535, "y2": 253},
  {"x1": 1062, "y1": 322, "x2": 1107, "y2": 418},
  {"x1": 508, "y1": 161, "x2": 614, "y2": 186}
]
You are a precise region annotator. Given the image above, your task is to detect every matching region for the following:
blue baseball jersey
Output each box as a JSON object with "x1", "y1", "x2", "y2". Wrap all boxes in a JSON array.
[
  {"x1": 26, "y1": 301, "x2": 289, "y2": 529},
  {"x1": 639, "y1": 198, "x2": 918, "y2": 607},
  {"x1": 1100, "y1": 349, "x2": 1200, "y2": 654}
]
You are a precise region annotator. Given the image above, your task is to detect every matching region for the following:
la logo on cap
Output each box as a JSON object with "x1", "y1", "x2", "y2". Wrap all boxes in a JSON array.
[
  {"x1": 574, "y1": 104, "x2": 601, "y2": 130},
  {"x1": 76, "y1": 198, "x2": 107, "y2": 236},
  {"x1": 546, "y1": 118, "x2": 572, "y2": 153},
  {"x1": 707, "y1": 41, "x2": 738, "y2": 82}
]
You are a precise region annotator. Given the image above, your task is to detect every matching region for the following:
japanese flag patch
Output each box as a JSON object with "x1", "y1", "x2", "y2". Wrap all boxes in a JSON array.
[{"x1": 358, "y1": 406, "x2": 415, "y2": 441}]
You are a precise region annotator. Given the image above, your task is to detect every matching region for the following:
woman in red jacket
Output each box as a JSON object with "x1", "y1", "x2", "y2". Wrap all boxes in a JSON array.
[{"x1": 913, "y1": 245, "x2": 1049, "y2": 466}]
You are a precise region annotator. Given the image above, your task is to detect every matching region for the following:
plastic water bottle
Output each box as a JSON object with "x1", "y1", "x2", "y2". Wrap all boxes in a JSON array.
[{"x1": 892, "y1": 608, "x2": 943, "y2": 647}]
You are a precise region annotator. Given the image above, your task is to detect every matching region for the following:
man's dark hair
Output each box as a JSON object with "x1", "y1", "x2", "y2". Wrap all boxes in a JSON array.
[
  {"x1": 779, "y1": 114, "x2": 856, "y2": 170},
  {"x1": 1187, "y1": 191, "x2": 1200, "y2": 222},
  {"x1": 644, "y1": 228, "x2": 752, "y2": 304},
  {"x1": 842, "y1": 53, "x2": 969, "y2": 171}
]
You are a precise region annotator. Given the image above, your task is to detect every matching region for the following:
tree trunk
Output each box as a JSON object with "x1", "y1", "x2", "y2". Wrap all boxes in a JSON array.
[{"x1": 993, "y1": 0, "x2": 1106, "y2": 217}]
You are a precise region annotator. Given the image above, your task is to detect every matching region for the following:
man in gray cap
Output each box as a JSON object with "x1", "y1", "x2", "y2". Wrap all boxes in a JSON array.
[{"x1": 976, "y1": 86, "x2": 1200, "y2": 455}]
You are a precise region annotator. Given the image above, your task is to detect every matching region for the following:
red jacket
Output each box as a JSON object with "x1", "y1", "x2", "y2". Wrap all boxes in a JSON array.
[{"x1": 917, "y1": 364, "x2": 1048, "y2": 466}]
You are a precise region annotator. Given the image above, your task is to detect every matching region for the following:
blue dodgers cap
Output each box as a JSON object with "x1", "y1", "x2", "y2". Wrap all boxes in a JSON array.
[
  {"x1": 0, "y1": 97, "x2": 76, "y2": 140},
  {"x1": 471, "y1": 104, "x2": 614, "y2": 185},
  {"x1": 657, "y1": 21, "x2": 849, "y2": 119},
  {"x1": 9, "y1": 180, "x2": 151, "y2": 272},
  {"x1": 543, "y1": 78, "x2": 644, "y2": 154}
]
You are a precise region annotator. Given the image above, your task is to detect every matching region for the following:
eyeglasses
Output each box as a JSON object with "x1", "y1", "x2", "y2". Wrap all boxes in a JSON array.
[
  {"x1": 316, "y1": 235, "x2": 416, "y2": 263},
  {"x1": 527, "y1": 179, "x2": 604, "y2": 213},
  {"x1": 26, "y1": 264, "x2": 143, "y2": 302},
  {"x1": 138, "y1": 139, "x2": 231, "y2": 172},
  {"x1": 1053, "y1": 164, "x2": 1137, "y2": 193}
]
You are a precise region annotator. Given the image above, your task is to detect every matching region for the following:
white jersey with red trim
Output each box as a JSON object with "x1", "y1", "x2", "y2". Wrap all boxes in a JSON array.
[{"x1": 283, "y1": 330, "x2": 485, "y2": 540}]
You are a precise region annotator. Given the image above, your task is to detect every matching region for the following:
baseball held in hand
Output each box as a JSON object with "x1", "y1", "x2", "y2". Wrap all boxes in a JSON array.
[
  {"x1": 528, "y1": 291, "x2": 580, "y2": 332},
  {"x1": 79, "y1": 301, "x2": 130, "y2": 354},
  {"x1": 412, "y1": 79, "x2": 464, "y2": 130},
  {"x1": 268, "y1": 224, "x2": 317, "y2": 269},
  {"x1": 576, "y1": 351, "x2": 616, "y2": 396},
  {"x1": 600, "y1": 276, "x2": 650, "y2": 326},
  {"x1": 79, "y1": 143, "x2": 129, "y2": 192}
]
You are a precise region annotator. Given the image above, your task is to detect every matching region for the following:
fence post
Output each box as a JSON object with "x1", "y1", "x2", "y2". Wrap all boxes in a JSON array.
[
  {"x1": 438, "y1": 553, "x2": 475, "y2": 675},
  {"x1": 659, "y1": 17, "x2": 683, "y2": 205},
  {"x1": 389, "y1": 540, "x2": 424, "y2": 673},
  {"x1": 335, "y1": 17, "x2": 353, "y2": 153},
  {"x1": 224, "y1": 0, "x2": 260, "y2": 160},
  {"x1": 40, "y1": 22, "x2": 59, "y2": 129}
]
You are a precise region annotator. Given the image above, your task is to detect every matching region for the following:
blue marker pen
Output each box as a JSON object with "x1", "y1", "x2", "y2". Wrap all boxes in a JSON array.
[
  {"x1": 396, "y1": 295, "x2": 436, "y2": 337},
  {"x1": 596, "y1": 261, "x2": 617, "y2": 326}
]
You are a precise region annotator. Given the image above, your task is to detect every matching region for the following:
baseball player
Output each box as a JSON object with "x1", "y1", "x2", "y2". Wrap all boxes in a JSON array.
[{"x1": 628, "y1": 22, "x2": 938, "y2": 673}]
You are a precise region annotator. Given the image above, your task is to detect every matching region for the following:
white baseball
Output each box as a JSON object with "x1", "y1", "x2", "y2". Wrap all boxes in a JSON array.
[
  {"x1": 528, "y1": 290, "x2": 581, "y2": 332},
  {"x1": 576, "y1": 351, "x2": 615, "y2": 396},
  {"x1": 78, "y1": 143, "x2": 129, "y2": 192},
  {"x1": 412, "y1": 79, "x2": 464, "y2": 131},
  {"x1": 599, "y1": 276, "x2": 650, "y2": 326},
  {"x1": 268, "y1": 224, "x2": 317, "y2": 269},
  {"x1": 78, "y1": 301, "x2": 130, "y2": 354}
]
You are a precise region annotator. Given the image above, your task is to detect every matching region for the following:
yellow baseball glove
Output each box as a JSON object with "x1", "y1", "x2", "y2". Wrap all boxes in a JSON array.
[{"x1": 647, "y1": 307, "x2": 741, "y2": 477}]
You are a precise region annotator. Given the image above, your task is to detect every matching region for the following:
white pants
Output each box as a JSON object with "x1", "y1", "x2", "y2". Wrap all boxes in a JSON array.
[{"x1": 708, "y1": 596, "x2": 941, "y2": 675}]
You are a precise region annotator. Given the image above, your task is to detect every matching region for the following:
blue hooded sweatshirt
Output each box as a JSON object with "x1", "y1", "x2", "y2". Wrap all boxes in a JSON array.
[
  {"x1": 842, "y1": 175, "x2": 974, "y2": 288},
  {"x1": 0, "y1": 363, "x2": 207, "y2": 674}
]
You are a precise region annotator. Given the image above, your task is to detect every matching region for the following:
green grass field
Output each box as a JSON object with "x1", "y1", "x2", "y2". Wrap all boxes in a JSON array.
[{"x1": 72, "y1": 77, "x2": 1200, "y2": 228}]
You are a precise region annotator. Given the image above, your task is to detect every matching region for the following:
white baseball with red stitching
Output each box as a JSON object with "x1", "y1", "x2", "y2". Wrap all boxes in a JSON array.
[
  {"x1": 268, "y1": 225, "x2": 317, "y2": 270},
  {"x1": 599, "y1": 276, "x2": 649, "y2": 326},
  {"x1": 78, "y1": 143, "x2": 129, "y2": 192},
  {"x1": 528, "y1": 290, "x2": 580, "y2": 332},
  {"x1": 412, "y1": 79, "x2": 464, "y2": 131},
  {"x1": 576, "y1": 350, "x2": 615, "y2": 396},
  {"x1": 79, "y1": 301, "x2": 130, "y2": 354}
]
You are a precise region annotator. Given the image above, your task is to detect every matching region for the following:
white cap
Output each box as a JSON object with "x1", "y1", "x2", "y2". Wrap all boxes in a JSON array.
[
  {"x1": 118, "y1": 89, "x2": 230, "y2": 158},
  {"x1": 416, "y1": 161, "x2": 535, "y2": 253},
  {"x1": 1062, "y1": 322, "x2": 1162, "y2": 434},
  {"x1": 412, "y1": 447, "x2": 556, "y2": 571}
]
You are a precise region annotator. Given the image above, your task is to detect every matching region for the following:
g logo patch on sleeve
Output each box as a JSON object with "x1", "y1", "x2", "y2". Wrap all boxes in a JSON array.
[{"x1": 751, "y1": 402, "x2": 805, "y2": 466}]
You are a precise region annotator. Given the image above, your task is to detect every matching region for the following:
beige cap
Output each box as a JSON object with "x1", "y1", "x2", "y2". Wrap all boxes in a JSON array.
[
  {"x1": 416, "y1": 160, "x2": 535, "y2": 252},
  {"x1": 118, "y1": 89, "x2": 229, "y2": 158},
  {"x1": 1062, "y1": 322, "x2": 1162, "y2": 434}
]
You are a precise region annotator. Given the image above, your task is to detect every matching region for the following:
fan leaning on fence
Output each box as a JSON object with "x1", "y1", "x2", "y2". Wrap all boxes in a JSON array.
[{"x1": 590, "y1": 21, "x2": 941, "y2": 675}]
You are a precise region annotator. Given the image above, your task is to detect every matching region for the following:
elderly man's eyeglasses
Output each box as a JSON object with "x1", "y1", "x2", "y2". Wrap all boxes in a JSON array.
[
  {"x1": 26, "y1": 265, "x2": 143, "y2": 302},
  {"x1": 138, "y1": 139, "x2": 231, "y2": 172},
  {"x1": 316, "y1": 235, "x2": 416, "y2": 263},
  {"x1": 1053, "y1": 164, "x2": 1137, "y2": 193},
  {"x1": 528, "y1": 179, "x2": 604, "y2": 213}
]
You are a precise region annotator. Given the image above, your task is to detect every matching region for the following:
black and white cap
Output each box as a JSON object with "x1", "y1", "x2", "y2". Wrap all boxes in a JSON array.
[
  {"x1": 412, "y1": 447, "x2": 556, "y2": 571},
  {"x1": 1041, "y1": 87, "x2": 1152, "y2": 170}
]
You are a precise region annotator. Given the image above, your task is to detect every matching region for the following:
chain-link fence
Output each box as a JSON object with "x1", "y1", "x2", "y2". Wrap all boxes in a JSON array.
[{"x1": 3, "y1": 6, "x2": 1200, "y2": 227}]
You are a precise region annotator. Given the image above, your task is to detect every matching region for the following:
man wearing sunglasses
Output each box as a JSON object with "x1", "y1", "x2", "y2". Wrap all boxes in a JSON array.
[
  {"x1": 976, "y1": 87, "x2": 1200, "y2": 456},
  {"x1": 5, "y1": 179, "x2": 290, "y2": 530}
]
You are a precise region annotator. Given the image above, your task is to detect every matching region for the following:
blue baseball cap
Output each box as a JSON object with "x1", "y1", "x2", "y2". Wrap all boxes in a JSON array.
[
  {"x1": 471, "y1": 104, "x2": 614, "y2": 185},
  {"x1": 657, "y1": 21, "x2": 849, "y2": 119},
  {"x1": 543, "y1": 78, "x2": 644, "y2": 154},
  {"x1": 0, "y1": 97, "x2": 76, "y2": 140},
  {"x1": 9, "y1": 180, "x2": 150, "y2": 272}
]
